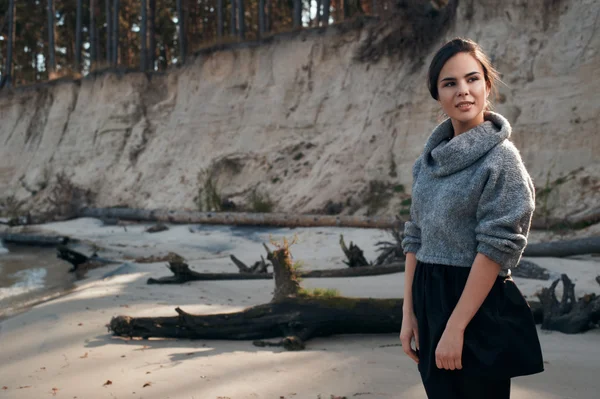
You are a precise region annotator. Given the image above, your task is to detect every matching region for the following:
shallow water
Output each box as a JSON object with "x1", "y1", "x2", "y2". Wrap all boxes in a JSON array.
[{"x1": 0, "y1": 243, "x2": 76, "y2": 318}]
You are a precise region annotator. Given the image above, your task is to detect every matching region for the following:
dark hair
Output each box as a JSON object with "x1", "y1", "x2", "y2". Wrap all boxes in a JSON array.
[{"x1": 427, "y1": 38, "x2": 500, "y2": 110}]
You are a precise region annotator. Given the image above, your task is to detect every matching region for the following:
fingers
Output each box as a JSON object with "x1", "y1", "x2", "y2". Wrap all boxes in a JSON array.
[
  {"x1": 435, "y1": 351, "x2": 462, "y2": 370},
  {"x1": 399, "y1": 332, "x2": 419, "y2": 364},
  {"x1": 405, "y1": 346, "x2": 420, "y2": 364},
  {"x1": 413, "y1": 328, "x2": 420, "y2": 351}
]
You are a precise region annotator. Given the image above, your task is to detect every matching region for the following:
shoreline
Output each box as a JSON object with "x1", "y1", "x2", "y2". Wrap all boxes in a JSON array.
[{"x1": 0, "y1": 218, "x2": 599, "y2": 398}]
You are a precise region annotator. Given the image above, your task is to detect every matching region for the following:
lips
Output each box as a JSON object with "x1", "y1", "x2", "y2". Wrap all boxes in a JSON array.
[{"x1": 456, "y1": 101, "x2": 474, "y2": 111}]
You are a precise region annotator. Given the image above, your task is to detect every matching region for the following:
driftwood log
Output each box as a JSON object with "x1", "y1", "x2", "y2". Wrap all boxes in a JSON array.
[
  {"x1": 80, "y1": 206, "x2": 599, "y2": 231},
  {"x1": 145, "y1": 223, "x2": 169, "y2": 233},
  {"x1": 511, "y1": 260, "x2": 550, "y2": 280},
  {"x1": 114, "y1": 239, "x2": 407, "y2": 349},
  {"x1": 530, "y1": 206, "x2": 600, "y2": 230},
  {"x1": 523, "y1": 237, "x2": 600, "y2": 258},
  {"x1": 0, "y1": 233, "x2": 69, "y2": 246},
  {"x1": 147, "y1": 261, "x2": 406, "y2": 284},
  {"x1": 57, "y1": 245, "x2": 117, "y2": 273},
  {"x1": 374, "y1": 226, "x2": 406, "y2": 265},
  {"x1": 81, "y1": 207, "x2": 403, "y2": 228},
  {"x1": 109, "y1": 297, "x2": 405, "y2": 350},
  {"x1": 339, "y1": 234, "x2": 370, "y2": 267},
  {"x1": 537, "y1": 274, "x2": 600, "y2": 334},
  {"x1": 230, "y1": 254, "x2": 270, "y2": 274},
  {"x1": 111, "y1": 239, "x2": 554, "y2": 349},
  {"x1": 109, "y1": 297, "x2": 547, "y2": 350},
  {"x1": 265, "y1": 240, "x2": 302, "y2": 301}
]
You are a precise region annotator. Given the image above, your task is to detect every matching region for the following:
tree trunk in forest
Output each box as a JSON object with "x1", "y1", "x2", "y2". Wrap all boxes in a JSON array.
[
  {"x1": 217, "y1": 0, "x2": 224, "y2": 37},
  {"x1": 293, "y1": 0, "x2": 301, "y2": 28},
  {"x1": 266, "y1": 0, "x2": 272, "y2": 31},
  {"x1": 1, "y1": 0, "x2": 15, "y2": 88},
  {"x1": 148, "y1": 0, "x2": 156, "y2": 70},
  {"x1": 230, "y1": 0, "x2": 237, "y2": 36},
  {"x1": 237, "y1": 0, "x2": 245, "y2": 39},
  {"x1": 75, "y1": 0, "x2": 83, "y2": 70},
  {"x1": 112, "y1": 0, "x2": 119, "y2": 66},
  {"x1": 186, "y1": 0, "x2": 195, "y2": 53},
  {"x1": 316, "y1": 0, "x2": 322, "y2": 25},
  {"x1": 176, "y1": 0, "x2": 186, "y2": 63},
  {"x1": 258, "y1": 0, "x2": 265, "y2": 37},
  {"x1": 140, "y1": 0, "x2": 147, "y2": 71},
  {"x1": 322, "y1": 0, "x2": 330, "y2": 26},
  {"x1": 90, "y1": 0, "x2": 97, "y2": 67},
  {"x1": 47, "y1": 0, "x2": 56, "y2": 78},
  {"x1": 124, "y1": 7, "x2": 134, "y2": 66},
  {"x1": 105, "y1": 0, "x2": 111, "y2": 64}
]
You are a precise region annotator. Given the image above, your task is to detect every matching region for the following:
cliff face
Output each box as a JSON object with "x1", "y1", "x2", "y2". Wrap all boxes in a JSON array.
[{"x1": 0, "y1": 0, "x2": 598, "y2": 219}]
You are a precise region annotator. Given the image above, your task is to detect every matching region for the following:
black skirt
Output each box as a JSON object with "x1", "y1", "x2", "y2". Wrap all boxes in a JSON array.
[{"x1": 412, "y1": 261, "x2": 545, "y2": 382}]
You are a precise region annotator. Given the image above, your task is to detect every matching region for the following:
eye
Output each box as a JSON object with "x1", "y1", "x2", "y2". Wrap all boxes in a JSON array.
[
  {"x1": 468, "y1": 76, "x2": 480, "y2": 83},
  {"x1": 443, "y1": 81, "x2": 455, "y2": 87}
]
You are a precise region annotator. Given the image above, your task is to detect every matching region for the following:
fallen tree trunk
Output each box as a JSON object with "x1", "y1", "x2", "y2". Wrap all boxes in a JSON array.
[
  {"x1": 374, "y1": 226, "x2": 405, "y2": 266},
  {"x1": 147, "y1": 262, "x2": 405, "y2": 284},
  {"x1": 111, "y1": 238, "x2": 554, "y2": 350},
  {"x1": 300, "y1": 263, "x2": 404, "y2": 277},
  {"x1": 537, "y1": 274, "x2": 600, "y2": 334},
  {"x1": 109, "y1": 297, "x2": 546, "y2": 350},
  {"x1": 530, "y1": 207, "x2": 600, "y2": 230},
  {"x1": 57, "y1": 245, "x2": 118, "y2": 273},
  {"x1": 110, "y1": 297, "x2": 404, "y2": 349},
  {"x1": 339, "y1": 234, "x2": 370, "y2": 267},
  {"x1": 524, "y1": 237, "x2": 600, "y2": 258},
  {"x1": 229, "y1": 254, "x2": 269, "y2": 274},
  {"x1": 511, "y1": 260, "x2": 550, "y2": 280},
  {"x1": 80, "y1": 207, "x2": 403, "y2": 229},
  {"x1": 80, "y1": 206, "x2": 599, "y2": 230},
  {"x1": 0, "y1": 233, "x2": 69, "y2": 246}
]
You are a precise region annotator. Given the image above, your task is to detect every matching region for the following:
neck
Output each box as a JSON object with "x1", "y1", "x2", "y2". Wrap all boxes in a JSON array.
[{"x1": 451, "y1": 112, "x2": 485, "y2": 137}]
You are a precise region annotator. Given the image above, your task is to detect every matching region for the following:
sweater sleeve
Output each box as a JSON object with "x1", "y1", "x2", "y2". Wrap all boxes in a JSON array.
[
  {"x1": 475, "y1": 147, "x2": 535, "y2": 271},
  {"x1": 402, "y1": 158, "x2": 422, "y2": 255}
]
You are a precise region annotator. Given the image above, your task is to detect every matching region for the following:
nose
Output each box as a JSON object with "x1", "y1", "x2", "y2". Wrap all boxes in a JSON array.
[{"x1": 457, "y1": 81, "x2": 469, "y2": 97}]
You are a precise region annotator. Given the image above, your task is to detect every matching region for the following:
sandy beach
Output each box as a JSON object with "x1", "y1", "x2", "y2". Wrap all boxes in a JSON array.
[{"x1": 0, "y1": 218, "x2": 599, "y2": 399}]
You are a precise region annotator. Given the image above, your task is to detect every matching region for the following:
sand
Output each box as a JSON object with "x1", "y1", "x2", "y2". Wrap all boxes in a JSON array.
[{"x1": 0, "y1": 218, "x2": 599, "y2": 399}]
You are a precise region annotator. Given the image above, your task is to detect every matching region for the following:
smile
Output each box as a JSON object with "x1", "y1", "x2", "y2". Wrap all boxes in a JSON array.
[{"x1": 456, "y1": 102, "x2": 474, "y2": 110}]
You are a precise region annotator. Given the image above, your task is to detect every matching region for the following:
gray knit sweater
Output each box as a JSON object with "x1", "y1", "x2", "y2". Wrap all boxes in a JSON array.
[{"x1": 401, "y1": 112, "x2": 535, "y2": 272}]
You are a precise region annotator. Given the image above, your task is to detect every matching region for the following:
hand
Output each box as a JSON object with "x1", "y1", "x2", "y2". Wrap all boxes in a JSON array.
[
  {"x1": 399, "y1": 310, "x2": 419, "y2": 364},
  {"x1": 435, "y1": 326, "x2": 464, "y2": 370}
]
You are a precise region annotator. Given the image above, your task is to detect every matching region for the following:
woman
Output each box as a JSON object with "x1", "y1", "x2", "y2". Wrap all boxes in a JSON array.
[{"x1": 400, "y1": 38, "x2": 544, "y2": 399}]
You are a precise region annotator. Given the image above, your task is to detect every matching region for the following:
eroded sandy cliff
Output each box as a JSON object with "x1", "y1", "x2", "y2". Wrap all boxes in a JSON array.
[{"x1": 0, "y1": 0, "x2": 598, "y2": 221}]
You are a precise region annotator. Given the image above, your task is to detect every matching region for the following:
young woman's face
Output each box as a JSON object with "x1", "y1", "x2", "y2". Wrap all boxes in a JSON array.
[{"x1": 437, "y1": 52, "x2": 490, "y2": 130}]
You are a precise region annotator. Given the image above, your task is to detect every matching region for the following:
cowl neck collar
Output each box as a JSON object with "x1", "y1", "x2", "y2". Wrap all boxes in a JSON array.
[{"x1": 422, "y1": 111, "x2": 511, "y2": 177}]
